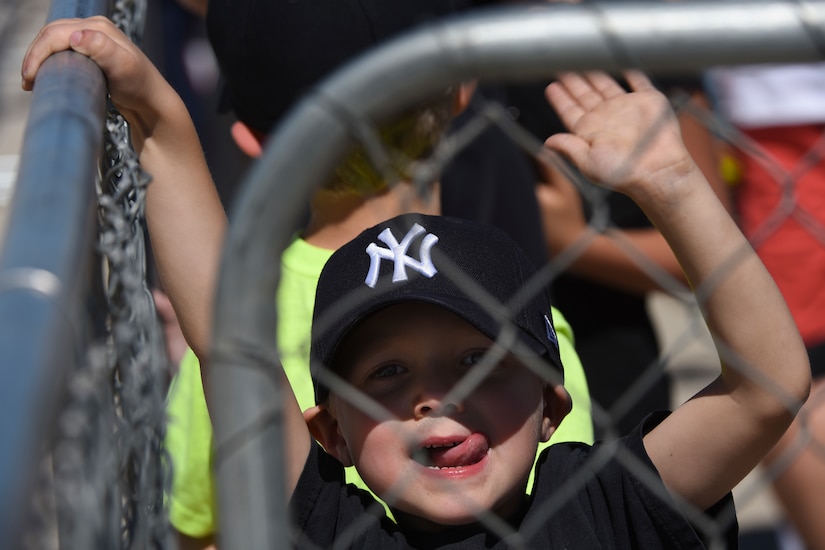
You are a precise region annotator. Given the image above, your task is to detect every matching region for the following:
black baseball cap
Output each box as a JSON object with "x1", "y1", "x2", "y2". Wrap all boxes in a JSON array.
[
  {"x1": 206, "y1": 0, "x2": 472, "y2": 135},
  {"x1": 311, "y1": 213, "x2": 563, "y2": 403}
]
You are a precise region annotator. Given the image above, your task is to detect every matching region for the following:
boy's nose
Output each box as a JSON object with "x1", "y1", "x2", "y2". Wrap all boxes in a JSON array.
[{"x1": 413, "y1": 394, "x2": 464, "y2": 420}]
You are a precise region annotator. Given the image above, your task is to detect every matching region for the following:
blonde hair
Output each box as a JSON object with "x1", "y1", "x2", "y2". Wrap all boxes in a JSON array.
[{"x1": 325, "y1": 90, "x2": 456, "y2": 196}]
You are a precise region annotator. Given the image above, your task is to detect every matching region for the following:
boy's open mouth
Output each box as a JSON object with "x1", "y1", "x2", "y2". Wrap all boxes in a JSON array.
[{"x1": 416, "y1": 433, "x2": 490, "y2": 469}]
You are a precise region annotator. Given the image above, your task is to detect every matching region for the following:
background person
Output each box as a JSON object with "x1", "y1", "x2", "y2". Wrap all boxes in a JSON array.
[{"x1": 708, "y1": 61, "x2": 825, "y2": 550}]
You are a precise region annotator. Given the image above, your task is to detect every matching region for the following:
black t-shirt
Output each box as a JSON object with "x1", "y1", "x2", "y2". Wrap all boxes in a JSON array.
[{"x1": 289, "y1": 413, "x2": 738, "y2": 549}]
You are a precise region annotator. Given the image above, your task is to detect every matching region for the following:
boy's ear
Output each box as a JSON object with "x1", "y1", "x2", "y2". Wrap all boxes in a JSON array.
[
  {"x1": 303, "y1": 403, "x2": 354, "y2": 467},
  {"x1": 540, "y1": 384, "x2": 572, "y2": 442},
  {"x1": 230, "y1": 121, "x2": 265, "y2": 158},
  {"x1": 453, "y1": 80, "x2": 478, "y2": 116}
]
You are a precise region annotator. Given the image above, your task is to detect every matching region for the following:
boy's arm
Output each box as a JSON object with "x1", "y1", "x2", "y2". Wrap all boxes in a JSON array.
[
  {"x1": 23, "y1": 17, "x2": 319, "y2": 498},
  {"x1": 543, "y1": 71, "x2": 811, "y2": 511},
  {"x1": 22, "y1": 17, "x2": 225, "y2": 367}
]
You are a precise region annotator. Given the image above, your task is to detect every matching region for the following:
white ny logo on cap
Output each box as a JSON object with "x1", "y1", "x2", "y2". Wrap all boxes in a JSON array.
[{"x1": 365, "y1": 223, "x2": 439, "y2": 288}]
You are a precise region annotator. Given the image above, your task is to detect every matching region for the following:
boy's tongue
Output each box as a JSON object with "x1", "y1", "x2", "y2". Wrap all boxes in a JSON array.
[{"x1": 429, "y1": 433, "x2": 489, "y2": 468}]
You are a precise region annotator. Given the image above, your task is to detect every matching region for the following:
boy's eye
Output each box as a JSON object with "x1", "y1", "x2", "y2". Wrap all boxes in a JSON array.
[
  {"x1": 460, "y1": 350, "x2": 487, "y2": 367},
  {"x1": 368, "y1": 363, "x2": 407, "y2": 380},
  {"x1": 460, "y1": 349, "x2": 513, "y2": 381}
]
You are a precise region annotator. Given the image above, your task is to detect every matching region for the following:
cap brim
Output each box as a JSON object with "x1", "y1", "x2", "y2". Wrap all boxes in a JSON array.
[{"x1": 326, "y1": 290, "x2": 551, "y2": 366}]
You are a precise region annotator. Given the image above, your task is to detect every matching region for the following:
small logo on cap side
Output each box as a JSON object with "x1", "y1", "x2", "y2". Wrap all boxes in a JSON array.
[
  {"x1": 365, "y1": 223, "x2": 439, "y2": 288},
  {"x1": 544, "y1": 314, "x2": 558, "y2": 348}
]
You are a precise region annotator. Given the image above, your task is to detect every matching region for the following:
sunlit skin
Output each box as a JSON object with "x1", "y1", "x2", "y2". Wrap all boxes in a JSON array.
[{"x1": 305, "y1": 302, "x2": 570, "y2": 532}]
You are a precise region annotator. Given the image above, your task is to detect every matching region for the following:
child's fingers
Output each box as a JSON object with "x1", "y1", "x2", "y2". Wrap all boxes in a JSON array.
[
  {"x1": 545, "y1": 79, "x2": 585, "y2": 131},
  {"x1": 66, "y1": 28, "x2": 136, "y2": 79},
  {"x1": 583, "y1": 71, "x2": 625, "y2": 99},
  {"x1": 546, "y1": 71, "x2": 625, "y2": 127},
  {"x1": 21, "y1": 21, "x2": 79, "y2": 89},
  {"x1": 21, "y1": 17, "x2": 131, "y2": 91},
  {"x1": 554, "y1": 72, "x2": 606, "y2": 112},
  {"x1": 622, "y1": 70, "x2": 655, "y2": 93}
]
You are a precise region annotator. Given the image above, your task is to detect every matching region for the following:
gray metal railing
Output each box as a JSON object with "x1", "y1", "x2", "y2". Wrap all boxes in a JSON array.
[
  {"x1": 210, "y1": 1, "x2": 825, "y2": 548},
  {"x1": 0, "y1": 0, "x2": 108, "y2": 544},
  {"x1": 0, "y1": 1, "x2": 170, "y2": 548}
]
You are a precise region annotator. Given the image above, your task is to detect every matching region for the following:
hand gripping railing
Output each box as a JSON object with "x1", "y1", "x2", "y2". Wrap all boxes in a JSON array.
[{"x1": 209, "y1": 1, "x2": 825, "y2": 548}]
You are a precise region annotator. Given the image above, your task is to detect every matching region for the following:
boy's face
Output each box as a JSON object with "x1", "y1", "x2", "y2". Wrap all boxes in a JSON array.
[{"x1": 308, "y1": 302, "x2": 567, "y2": 530}]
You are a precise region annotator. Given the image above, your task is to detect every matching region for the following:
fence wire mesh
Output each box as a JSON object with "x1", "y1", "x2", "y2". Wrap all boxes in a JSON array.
[
  {"x1": 255, "y1": 82, "x2": 824, "y2": 549},
  {"x1": 6, "y1": 0, "x2": 824, "y2": 549},
  {"x1": 208, "y1": 2, "x2": 825, "y2": 549}
]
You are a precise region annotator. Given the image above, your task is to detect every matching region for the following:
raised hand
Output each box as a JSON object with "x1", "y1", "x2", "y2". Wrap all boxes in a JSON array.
[{"x1": 543, "y1": 71, "x2": 696, "y2": 199}]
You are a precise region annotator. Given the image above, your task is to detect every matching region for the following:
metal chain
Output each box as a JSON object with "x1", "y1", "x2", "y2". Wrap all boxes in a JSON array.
[{"x1": 21, "y1": 0, "x2": 173, "y2": 548}]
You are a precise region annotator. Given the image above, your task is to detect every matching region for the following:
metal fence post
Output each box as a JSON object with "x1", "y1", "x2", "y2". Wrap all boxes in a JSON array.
[{"x1": 0, "y1": 0, "x2": 109, "y2": 545}]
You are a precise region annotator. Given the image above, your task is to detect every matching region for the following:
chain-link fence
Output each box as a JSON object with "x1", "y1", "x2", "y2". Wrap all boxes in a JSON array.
[
  {"x1": 209, "y1": 1, "x2": 825, "y2": 548},
  {"x1": 2, "y1": 0, "x2": 824, "y2": 549}
]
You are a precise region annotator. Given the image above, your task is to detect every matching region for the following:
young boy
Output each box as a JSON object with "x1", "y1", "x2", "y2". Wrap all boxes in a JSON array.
[
  {"x1": 287, "y1": 72, "x2": 811, "y2": 545},
  {"x1": 22, "y1": 15, "x2": 810, "y2": 549}
]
